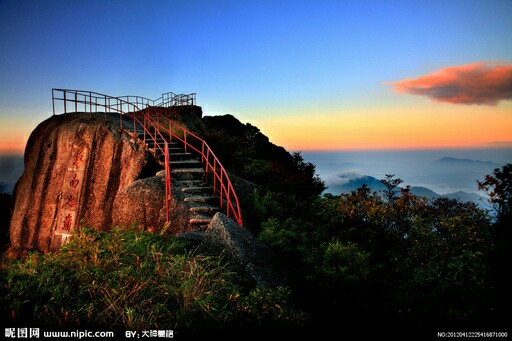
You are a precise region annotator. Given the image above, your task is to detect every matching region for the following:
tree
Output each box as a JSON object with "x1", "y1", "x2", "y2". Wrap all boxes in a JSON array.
[
  {"x1": 380, "y1": 174, "x2": 403, "y2": 202},
  {"x1": 477, "y1": 164, "x2": 512, "y2": 223},
  {"x1": 477, "y1": 164, "x2": 512, "y2": 322}
]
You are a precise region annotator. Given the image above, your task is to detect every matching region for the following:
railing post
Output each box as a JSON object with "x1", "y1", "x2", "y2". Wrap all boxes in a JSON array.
[
  {"x1": 88, "y1": 92, "x2": 92, "y2": 118},
  {"x1": 205, "y1": 148, "x2": 210, "y2": 183},
  {"x1": 52, "y1": 89, "x2": 56, "y2": 115},
  {"x1": 219, "y1": 167, "x2": 223, "y2": 209},
  {"x1": 184, "y1": 131, "x2": 187, "y2": 153},
  {"x1": 64, "y1": 91, "x2": 67, "y2": 114},
  {"x1": 169, "y1": 120, "x2": 172, "y2": 143},
  {"x1": 75, "y1": 91, "x2": 78, "y2": 113},
  {"x1": 153, "y1": 124, "x2": 157, "y2": 157},
  {"x1": 119, "y1": 98, "x2": 122, "y2": 129},
  {"x1": 201, "y1": 142, "x2": 205, "y2": 164},
  {"x1": 214, "y1": 158, "x2": 218, "y2": 195},
  {"x1": 165, "y1": 141, "x2": 170, "y2": 223},
  {"x1": 226, "y1": 179, "x2": 230, "y2": 218}
]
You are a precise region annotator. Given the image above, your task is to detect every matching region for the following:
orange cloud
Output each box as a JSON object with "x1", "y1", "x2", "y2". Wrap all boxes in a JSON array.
[{"x1": 388, "y1": 62, "x2": 512, "y2": 105}]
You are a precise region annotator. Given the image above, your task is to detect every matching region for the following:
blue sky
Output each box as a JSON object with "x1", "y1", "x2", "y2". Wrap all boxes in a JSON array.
[{"x1": 1, "y1": 0, "x2": 511, "y2": 153}]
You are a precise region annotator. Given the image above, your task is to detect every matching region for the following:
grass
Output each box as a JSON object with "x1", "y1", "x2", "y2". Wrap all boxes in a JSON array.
[{"x1": 0, "y1": 226, "x2": 307, "y2": 336}]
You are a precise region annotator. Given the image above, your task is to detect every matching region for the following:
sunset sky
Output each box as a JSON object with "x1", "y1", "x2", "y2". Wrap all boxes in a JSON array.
[{"x1": 1, "y1": 0, "x2": 511, "y2": 154}]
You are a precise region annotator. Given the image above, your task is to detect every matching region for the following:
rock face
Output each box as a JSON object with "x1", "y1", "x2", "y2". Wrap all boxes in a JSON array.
[
  {"x1": 9, "y1": 113, "x2": 171, "y2": 253},
  {"x1": 112, "y1": 171, "x2": 191, "y2": 234},
  {"x1": 197, "y1": 212, "x2": 284, "y2": 288}
]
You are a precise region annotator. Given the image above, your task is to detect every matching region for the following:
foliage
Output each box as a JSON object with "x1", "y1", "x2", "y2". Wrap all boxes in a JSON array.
[
  {"x1": 477, "y1": 164, "x2": 512, "y2": 320},
  {"x1": 228, "y1": 286, "x2": 308, "y2": 328},
  {"x1": 197, "y1": 115, "x2": 496, "y2": 328},
  {"x1": 380, "y1": 173, "x2": 404, "y2": 202},
  {"x1": 201, "y1": 114, "x2": 325, "y2": 199},
  {"x1": 0, "y1": 227, "x2": 306, "y2": 334},
  {"x1": 478, "y1": 163, "x2": 512, "y2": 223},
  {"x1": 259, "y1": 183, "x2": 500, "y2": 330}
]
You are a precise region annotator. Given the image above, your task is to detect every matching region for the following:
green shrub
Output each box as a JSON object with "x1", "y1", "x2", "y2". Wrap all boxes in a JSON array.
[
  {"x1": 257, "y1": 187, "x2": 499, "y2": 328},
  {"x1": 321, "y1": 241, "x2": 371, "y2": 285},
  {"x1": 228, "y1": 286, "x2": 308, "y2": 328},
  {"x1": 0, "y1": 227, "x2": 306, "y2": 334}
]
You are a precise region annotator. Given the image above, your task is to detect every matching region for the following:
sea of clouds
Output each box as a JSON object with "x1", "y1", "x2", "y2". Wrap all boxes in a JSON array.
[{"x1": 302, "y1": 149, "x2": 512, "y2": 197}]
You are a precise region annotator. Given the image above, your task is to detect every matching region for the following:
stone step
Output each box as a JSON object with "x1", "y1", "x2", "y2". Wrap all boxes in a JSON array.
[
  {"x1": 171, "y1": 168, "x2": 205, "y2": 175},
  {"x1": 175, "y1": 179, "x2": 208, "y2": 187},
  {"x1": 184, "y1": 195, "x2": 216, "y2": 203},
  {"x1": 189, "y1": 212, "x2": 213, "y2": 226},
  {"x1": 189, "y1": 203, "x2": 221, "y2": 214},
  {"x1": 169, "y1": 147, "x2": 184, "y2": 152},
  {"x1": 169, "y1": 152, "x2": 193, "y2": 158},
  {"x1": 189, "y1": 218, "x2": 212, "y2": 226},
  {"x1": 171, "y1": 169, "x2": 205, "y2": 181},
  {"x1": 169, "y1": 159, "x2": 202, "y2": 168},
  {"x1": 146, "y1": 140, "x2": 175, "y2": 148},
  {"x1": 180, "y1": 186, "x2": 214, "y2": 194},
  {"x1": 138, "y1": 134, "x2": 172, "y2": 142}
]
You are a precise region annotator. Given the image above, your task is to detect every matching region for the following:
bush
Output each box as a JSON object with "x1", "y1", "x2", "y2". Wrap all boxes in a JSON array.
[
  {"x1": 257, "y1": 186, "x2": 500, "y2": 332},
  {"x1": 0, "y1": 227, "x2": 306, "y2": 335}
]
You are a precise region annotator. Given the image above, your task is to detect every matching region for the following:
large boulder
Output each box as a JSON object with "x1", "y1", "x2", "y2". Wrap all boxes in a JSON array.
[
  {"x1": 197, "y1": 212, "x2": 284, "y2": 288},
  {"x1": 9, "y1": 113, "x2": 187, "y2": 253}
]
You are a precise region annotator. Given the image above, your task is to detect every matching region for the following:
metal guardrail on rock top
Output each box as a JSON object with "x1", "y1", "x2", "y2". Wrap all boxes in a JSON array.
[
  {"x1": 51, "y1": 88, "x2": 243, "y2": 227},
  {"x1": 115, "y1": 92, "x2": 196, "y2": 109}
]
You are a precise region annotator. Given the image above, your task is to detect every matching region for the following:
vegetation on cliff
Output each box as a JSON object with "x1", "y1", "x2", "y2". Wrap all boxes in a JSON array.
[
  {"x1": 177, "y1": 113, "x2": 511, "y2": 335},
  {"x1": 0, "y1": 227, "x2": 306, "y2": 336}
]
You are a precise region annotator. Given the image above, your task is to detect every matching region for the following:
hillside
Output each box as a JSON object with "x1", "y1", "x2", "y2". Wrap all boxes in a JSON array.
[{"x1": 200, "y1": 114, "x2": 324, "y2": 197}]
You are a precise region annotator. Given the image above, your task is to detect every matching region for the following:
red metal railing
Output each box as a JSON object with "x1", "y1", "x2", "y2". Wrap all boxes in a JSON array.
[
  {"x1": 155, "y1": 114, "x2": 243, "y2": 226},
  {"x1": 51, "y1": 88, "x2": 242, "y2": 227},
  {"x1": 115, "y1": 92, "x2": 196, "y2": 109}
]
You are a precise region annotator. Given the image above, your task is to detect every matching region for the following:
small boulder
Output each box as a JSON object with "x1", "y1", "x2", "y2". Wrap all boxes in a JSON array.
[
  {"x1": 112, "y1": 172, "x2": 193, "y2": 235},
  {"x1": 198, "y1": 212, "x2": 284, "y2": 288}
]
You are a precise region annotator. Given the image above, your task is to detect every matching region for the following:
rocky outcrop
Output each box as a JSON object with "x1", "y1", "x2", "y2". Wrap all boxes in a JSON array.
[
  {"x1": 194, "y1": 212, "x2": 284, "y2": 288},
  {"x1": 9, "y1": 113, "x2": 171, "y2": 253},
  {"x1": 112, "y1": 171, "x2": 191, "y2": 234}
]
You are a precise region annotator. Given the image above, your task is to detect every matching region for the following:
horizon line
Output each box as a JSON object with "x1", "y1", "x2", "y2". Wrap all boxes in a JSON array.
[
  {"x1": 3, "y1": 146, "x2": 512, "y2": 158},
  {"x1": 289, "y1": 144, "x2": 512, "y2": 153}
]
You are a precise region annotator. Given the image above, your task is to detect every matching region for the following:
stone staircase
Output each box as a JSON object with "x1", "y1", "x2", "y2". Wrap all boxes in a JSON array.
[
  {"x1": 136, "y1": 127, "x2": 221, "y2": 229},
  {"x1": 51, "y1": 88, "x2": 242, "y2": 228}
]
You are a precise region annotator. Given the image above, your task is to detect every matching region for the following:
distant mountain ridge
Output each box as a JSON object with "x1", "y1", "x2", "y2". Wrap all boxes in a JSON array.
[
  {"x1": 434, "y1": 157, "x2": 497, "y2": 167},
  {"x1": 325, "y1": 173, "x2": 487, "y2": 208}
]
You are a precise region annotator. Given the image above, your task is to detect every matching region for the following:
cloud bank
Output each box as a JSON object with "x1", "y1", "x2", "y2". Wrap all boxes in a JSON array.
[
  {"x1": 388, "y1": 62, "x2": 512, "y2": 105},
  {"x1": 325, "y1": 170, "x2": 364, "y2": 186}
]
